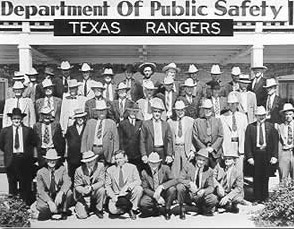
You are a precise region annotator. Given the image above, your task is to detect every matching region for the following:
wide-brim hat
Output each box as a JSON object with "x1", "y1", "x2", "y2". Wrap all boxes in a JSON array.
[
  {"x1": 210, "y1": 64, "x2": 223, "y2": 74},
  {"x1": 26, "y1": 68, "x2": 38, "y2": 76},
  {"x1": 123, "y1": 64, "x2": 136, "y2": 73},
  {"x1": 80, "y1": 63, "x2": 93, "y2": 72},
  {"x1": 263, "y1": 78, "x2": 278, "y2": 88},
  {"x1": 196, "y1": 148, "x2": 209, "y2": 159},
  {"x1": 151, "y1": 98, "x2": 165, "y2": 110},
  {"x1": 12, "y1": 81, "x2": 25, "y2": 90},
  {"x1": 227, "y1": 92, "x2": 239, "y2": 104},
  {"x1": 72, "y1": 108, "x2": 87, "y2": 118},
  {"x1": 81, "y1": 151, "x2": 98, "y2": 163},
  {"x1": 44, "y1": 67, "x2": 55, "y2": 76},
  {"x1": 280, "y1": 103, "x2": 294, "y2": 114},
  {"x1": 93, "y1": 100, "x2": 110, "y2": 110},
  {"x1": 163, "y1": 76, "x2": 174, "y2": 85},
  {"x1": 116, "y1": 82, "x2": 130, "y2": 91},
  {"x1": 162, "y1": 63, "x2": 180, "y2": 73},
  {"x1": 209, "y1": 81, "x2": 221, "y2": 90},
  {"x1": 138, "y1": 62, "x2": 156, "y2": 75},
  {"x1": 255, "y1": 106, "x2": 267, "y2": 116},
  {"x1": 237, "y1": 74, "x2": 251, "y2": 84},
  {"x1": 223, "y1": 153, "x2": 239, "y2": 158},
  {"x1": 68, "y1": 79, "x2": 82, "y2": 88},
  {"x1": 126, "y1": 102, "x2": 140, "y2": 112},
  {"x1": 13, "y1": 71, "x2": 25, "y2": 80},
  {"x1": 7, "y1": 108, "x2": 27, "y2": 118},
  {"x1": 231, "y1": 66, "x2": 241, "y2": 76},
  {"x1": 91, "y1": 81, "x2": 105, "y2": 90},
  {"x1": 58, "y1": 61, "x2": 73, "y2": 70},
  {"x1": 102, "y1": 68, "x2": 114, "y2": 76},
  {"x1": 251, "y1": 65, "x2": 268, "y2": 71},
  {"x1": 182, "y1": 78, "x2": 197, "y2": 87},
  {"x1": 148, "y1": 152, "x2": 162, "y2": 163},
  {"x1": 200, "y1": 99, "x2": 213, "y2": 109},
  {"x1": 43, "y1": 149, "x2": 61, "y2": 160},
  {"x1": 143, "y1": 80, "x2": 157, "y2": 90},
  {"x1": 173, "y1": 100, "x2": 187, "y2": 110},
  {"x1": 184, "y1": 64, "x2": 198, "y2": 74},
  {"x1": 42, "y1": 79, "x2": 55, "y2": 88}
]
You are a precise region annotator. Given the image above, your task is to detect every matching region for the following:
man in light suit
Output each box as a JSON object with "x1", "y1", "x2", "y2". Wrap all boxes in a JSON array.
[
  {"x1": 220, "y1": 92, "x2": 248, "y2": 172},
  {"x1": 105, "y1": 150, "x2": 143, "y2": 220},
  {"x1": 60, "y1": 79, "x2": 87, "y2": 135},
  {"x1": 0, "y1": 108, "x2": 38, "y2": 205},
  {"x1": 140, "y1": 97, "x2": 173, "y2": 165},
  {"x1": 81, "y1": 100, "x2": 119, "y2": 167},
  {"x1": 168, "y1": 100, "x2": 196, "y2": 177},
  {"x1": 35, "y1": 149, "x2": 72, "y2": 220},
  {"x1": 193, "y1": 99, "x2": 224, "y2": 169},
  {"x1": 74, "y1": 151, "x2": 105, "y2": 219},
  {"x1": 3, "y1": 81, "x2": 36, "y2": 128},
  {"x1": 35, "y1": 78, "x2": 62, "y2": 123},
  {"x1": 236, "y1": 74, "x2": 257, "y2": 124},
  {"x1": 78, "y1": 63, "x2": 95, "y2": 100},
  {"x1": 139, "y1": 152, "x2": 177, "y2": 220}
]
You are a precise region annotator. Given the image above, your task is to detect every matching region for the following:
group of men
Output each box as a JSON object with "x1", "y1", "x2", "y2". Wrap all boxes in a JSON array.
[{"x1": 0, "y1": 60, "x2": 292, "y2": 221}]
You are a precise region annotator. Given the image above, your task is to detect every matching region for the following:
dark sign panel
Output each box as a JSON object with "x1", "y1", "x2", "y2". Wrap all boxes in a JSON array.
[{"x1": 54, "y1": 19, "x2": 233, "y2": 36}]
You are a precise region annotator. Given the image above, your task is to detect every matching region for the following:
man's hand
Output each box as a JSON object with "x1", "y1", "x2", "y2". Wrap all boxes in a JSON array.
[
  {"x1": 153, "y1": 185, "x2": 163, "y2": 200},
  {"x1": 248, "y1": 158, "x2": 254, "y2": 166},
  {"x1": 48, "y1": 200, "x2": 57, "y2": 213},
  {"x1": 165, "y1": 156, "x2": 173, "y2": 164},
  {"x1": 219, "y1": 196, "x2": 229, "y2": 206},
  {"x1": 157, "y1": 196, "x2": 165, "y2": 206},
  {"x1": 189, "y1": 182, "x2": 198, "y2": 194},
  {"x1": 84, "y1": 185, "x2": 92, "y2": 195},
  {"x1": 197, "y1": 189, "x2": 205, "y2": 197},
  {"x1": 111, "y1": 195, "x2": 118, "y2": 203},
  {"x1": 270, "y1": 157, "x2": 278, "y2": 164},
  {"x1": 54, "y1": 191, "x2": 64, "y2": 206},
  {"x1": 217, "y1": 185, "x2": 225, "y2": 197},
  {"x1": 207, "y1": 147, "x2": 214, "y2": 153},
  {"x1": 188, "y1": 151, "x2": 195, "y2": 161},
  {"x1": 142, "y1": 155, "x2": 148, "y2": 164}
]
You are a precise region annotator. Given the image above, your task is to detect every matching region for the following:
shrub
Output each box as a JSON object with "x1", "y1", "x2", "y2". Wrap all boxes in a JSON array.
[
  {"x1": 252, "y1": 179, "x2": 294, "y2": 227},
  {"x1": 0, "y1": 194, "x2": 31, "y2": 227}
]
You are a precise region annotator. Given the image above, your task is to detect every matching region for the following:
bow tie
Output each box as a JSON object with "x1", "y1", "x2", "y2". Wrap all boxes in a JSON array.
[{"x1": 70, "y1": 96, "x2": 77, "y2": 99}]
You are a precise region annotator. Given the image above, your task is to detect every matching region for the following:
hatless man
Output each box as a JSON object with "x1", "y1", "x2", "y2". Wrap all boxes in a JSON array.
[{"x1": 78, "y1": 63, "x2": 95, "y2": 100}]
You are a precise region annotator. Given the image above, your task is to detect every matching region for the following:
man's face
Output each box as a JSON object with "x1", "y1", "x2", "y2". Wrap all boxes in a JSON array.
[
  {"x1": 196, "y1": 155, "x2": 208, "y2": 168},
  {"x1": 164, "y1": 83, "x2": 173, "y2": 92},
  {"x1": 228, "y1": 103, "x2": 238, "y2": 113},
  {"x1": 204, "y1": 108, "x2": 212, "y2": 118},
  {"x1": 86, "y1": 159, "x2": 96, "y2": 169},
  {"x1": 69, "y1": 87, "x2": 78, "y2": 96},
  {"x1": 42, "y1": 114, "x2": 52, "y2": 123},
  {"x1": 115, "y1": 152, "x2": 127, "y2": 167},
  {"x1": 231, "y1": 74, "x2": 239, "y2": 82},
  {"x1": 104, "y1": 75, "x2": 112, "y2": 83},
  {"x1": 145, "y1": 89, "x2": 154, "y2": 98},
  {"x1": 13, "y1": 89, "x2": 23, "y2": 97},
  {"x1": 76, "y1": 117, "x2": 85, "y2": 126},
  {"x1": 212, "y1": 88, "x2": 220, "y2": 97},
  {"x1": 239, "y1": 82, "x2": 249, "y2": 91},
  {"x1": 62, "y1": 69, "x2": 70, "y2": 77},
  {"x1": 47, "y1": 159, "x2": 57, "y2": 168},
  {"x1": 125, "y1": 71, "x2": 133, "y2": 79},
  {"x1": 211, "y1": 74, "x2": 220, "y2": 81},
  {"x1": 93, "y1": 88, "x2": 103, "y2": 97},
  {"x1": 256, "y1": 114, "x2": 266, "y2": 122},
  {"x1": 189, "y1": 73, "x2": 198, "y2": 81},
  {"x1": 11, "y1": 115, "x2": 22, "y2": 127},
  {"x1": 152, "y1": 108, "x2": 162, "y2": 120},
  {"x1": 285, "y1": 111, "x2": 294, "y2": 123},
  {"x1": 175, "y1": 109, "x2": 185, "y2": 119},
  {"x1": 185, "y1": 86, "x2": 194, "y2": 96},
  {"x1": 82, "y1": 71, "x2": 90, "y2": 80},
  {"x1": 166, "y1": 69, "x2": 176, "y2": 79},
  {"x1": 117, "y1": 89, "x2": 127, "y2": 99},
  {"x1": 224, "y1": 157, "x2": 235, "y2": 167},
  {"x1": 44, "y1": 87, "x2": 53, "y2": 96},
  {"x1": 128, "y1": 110, "x2": 137, "y2": 119},
  {"x1": 148, "y1": 161, "x2": 160, "y2": 170},
  {"x1": 266, "y1": 86, "x2": 276, "y2": 95},
  {"x1": 252, "y1": 69, "x2": 263, "y2": 78},
  {"x1": 95, "y1": 110, "x2": 107, "y2": 120},
  {"x1": 143, "y1": 67, "x2": 153, "y2": 79}
]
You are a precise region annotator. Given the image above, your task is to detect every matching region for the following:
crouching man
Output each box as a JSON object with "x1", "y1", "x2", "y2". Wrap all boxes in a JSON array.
[
  {"x1": 74, "y1": 151, "x2": 105, "y2": 219},
  {"x1": 36, "y1": 149, "x2": 72, "y2": 220},
  {"x1": 139, "y1": 152, "x2": 177, "y2": 220},
  {"x1": 214, "y1": 153, "x2": 244, "y2": 213},
  {"x1": 177, "y1": 148, "x2": 218, "y2": 219},
  {"x1": 105, "y1": 150, "x2": 143, "y2": 220}
]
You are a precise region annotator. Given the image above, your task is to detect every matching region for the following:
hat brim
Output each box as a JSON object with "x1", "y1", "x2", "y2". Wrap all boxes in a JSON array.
[
  {"x1": 148, "y1": 159, "x2": 162, "y2": 163},
  {"x1": 102, "y1": 73, "x2": 114, "y2": 76},
  {"x1": 93, "y1": 106, "x2": 110, "y2": 111},
  {"x1": 144, "y1": 86, "x2": 158, "y2": 90},
  {"x1": 182, "y1": 83, "x2": 197, "y2": 87},
  {"x1": 81, "y1": 154, "x2": 98, "y2": 163},
  {"x1": 12, "y1": 87, "x2": 25, "y2": 90},
  {"x1": 58, "y1": 66, "x2": 74, "y2": 70},
  {"x1": 200, "y1": 106, "x2": 213, "y2": 109},
  {"x1": 255, "y1": 112, "x2": 267, "y2": 116},
  {"x1": 263, "y1": 84, "x2": 278, "y2": 88},
  {"x1": 184, "y1": 70, "x2": 198, "y2": 74},
  {"x1": 115, "y1": 87, "x2": 131, "y2": 91},
  {"x1": 44, "y1": 71, "x2": 55, "y2": 76},
  {"x1": 43, "y1": 84, "x2": 55, "y2": 88},
  {"x1": 162, "y1": 66, "x2": 180, "y2": 73},
  {"x1": 43, "y1": 155, "x2": 61, "y2": 160},
  {"x1": 196, "y1": 153, "x2": 209, "y2": 159},
  {"x1": 237, "y1": 79, "x2": 251, "y2": 84},
  {"x1": 72, "y1": 112, "x2": 87, "y2": 118},
  {"x1": 251, "y1": 66, "x2": 268, "y2": 70},
  {"x1": 91, "y1": 86, "x2": 105, "y2": 90},
  {"x1": 223, "y1": 155, "x2": 239, "y2": 158},
  {"x1": 7, "y1": 113, "x2": 27, "y2": 118},
  {"x1": 79, "y1": 69, "x2": 94, "y2": 72},
  {"x1": 151, "y1": 106, "x2": 165, "y2": 111},
  {"x1": 280, "y1": 108, "x2": 294, "y2": 114},
  {"x1": 173, "y1": 106, "x2": 187, "y2": 110}
]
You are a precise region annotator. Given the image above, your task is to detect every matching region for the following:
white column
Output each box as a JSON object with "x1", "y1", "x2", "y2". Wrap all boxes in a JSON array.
[
  {"x1": 250, "y1": 22, "x2": 264, "y2": 68},
  {"x1": 18, "y1": 22, "x2": 32, "y2": 73}
]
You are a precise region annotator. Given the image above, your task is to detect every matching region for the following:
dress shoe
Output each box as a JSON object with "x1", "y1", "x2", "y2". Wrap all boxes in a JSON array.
[
  {"x1": 179, "y1": 207, "x2": 186, "y2": 220},
  {"x1": 231, "y1": 204, "x2": 239, "y2": 214},
  {"x1": 94, "y1": 210, "x2": 104, "y2": 219},
  {"x1": 164, "y1": 209, "x2": 171, "y2": 220},
  {"x1": 129, "y1": 210, "x2": 136, "y2": 220},
  {"x1": 60, "y1": 213, "x2": 67, "y2": 220}
]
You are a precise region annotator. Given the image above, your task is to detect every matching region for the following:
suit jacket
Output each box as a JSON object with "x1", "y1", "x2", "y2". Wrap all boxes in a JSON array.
[
  {"x1": 209, "y1": 96, "x2": 228, "y2": 117},
  {"x1": 2, "y1": 97, "x2": 36, "y2": 128},
  {"x1": 0, "y1": 125, "x2": 37, "y2": 167},
  {"x1": 33, "y1": 121, "x2": 65, "y2": 157},
  {"x1": 141, "y1": 164, "x2": 177, "y2": 197},
  {"x1": 65, "y1": 124, "x2": 85, "y2": 165},
  {"x1": 36, "y1": 165, "x2": 71, "y2": 203},
  {"x1": 103, "y1": 82, "x2": 117, "y2": 101},
  {"x1": 81, "y1": 119, "x2": 119, "y2": 163},
  {"x1": 266, "y1": 94, "x2": 283, "y2": 124},
  {"x1": 140, "y1": 119, "x2": 173, "y2": 160},
  {"x1": 249, "y1": 77, "x2": 267, "y2": 107},
  {"x1": 121, "y1": 78, "x2": 144, "y2": 102},
  {"x1": 178, "y1": 95, "x2": 201, "y2": 119},
  {"x1": 111, "y1": 99, "x2": 134, "y2": 124},
  {"x1": 35, "y1": 96, "x2": 62, "y2": 122},
  {"x1": 236, "y1": 91, "x2": 257, "y2": 124},
  {"x1": 118, "y1": 118, "x2": 142, "y2": 160},
  {"x1": 156, "y1": 91, "x2": 178, "y2": 118},
  {"x1": 137, "y1": 97, "x2": 167, "y2": 121},
  {"x1": 168, "y1": 116, "x2": 196, "y2": 157},
  {"x1": 84, "y1": 98, "x2": 113, "y2": 120},
  {"x1": 74, "y1": 162, "x2": 105, "y2": 200},
  {"x1": 223, "y1": 81, "x2": 240, "y2": 97},
  {"x1": 78, "y1": 79, "x2": 96, "y2": 100},
  {"x1": 105, "y1": 163, "x2": 141, "y2": 198},
  {"x1": 179, "y1": 161, "x2": 215, "y2": 196},
  {"x1": 193, "y1": 117, "x2": 224, "y2": 159},
  {"x1": 52, "y1": 76, "x2": 66, "y2": 99},
  {"x1": 220, "y1": 111, "x2": 248, "y2": 156}
]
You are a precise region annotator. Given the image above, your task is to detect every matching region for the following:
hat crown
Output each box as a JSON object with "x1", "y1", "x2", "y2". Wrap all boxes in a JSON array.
[
  {"x1": 265, "y1": 78, "x2": 277, "y2": 87},
  {"x1": 80, "y1": 63, "x2": 92, "y2": 71},
  {"x1": 82, "y1": 151, "x2": 96, "y2": 161},
  {"x1": 13, "y1": 81, "x2": 24, "y2": 89},
  {"x1": 151, "y1": 97, "x2": 165, "y2": 110},
  {"x1": 44, "y1": 149, "x2": 60, "y2": 160},
  {"x1": 184, "y1": 78, "x2": 195, "y2": 87},
  {"x1": 163, "y1": 75, "x2": 174, "y2": 85},
  {"x1": 197, "y1": 148, "x2": 209, "y2": 158},
  {"x1": 60, "y1": 61, "x2": 71, "y2": 70},
  {"x1": 282, "y1": 103, "x2": 294, "y2": 112},
  {"x1": 103, "y1": 68, "x2": 114, "y2": 75},
  {"x1": 163, "y1": 62, "x2": 180, "y2": 72},
  {"x1": 14, "y1": 71, "x2": 24, "y2": 77},
  {"x1": 42, "y1": 78, "x2": 54, "y2": 88},
  {"x1": 68, "y1": 79, "x2": 79, "y2": 88},
  {"x1": 27, "y1": 68, "x2": 38, "y2": 75},
  {"x1": 201, "y1": 99, "x2": 213, "y2": 108},
  {"x1": 231, "y1": 66, "x2": 241, "y2": 75},
  {"x1": 91, "y1": 81, "x2": 104, "y2": 89},
  {"x1": 44, "y1": 67, "x2": 54, "y2": 75},
  {"x1": 211, "y1": 64, "x2": 222, "y2": 74},
  {"x1": 174, "y1": 100, "x2": 186, "y2": 110},
  {"x1": 40, "y1": 106, "x2": 53, "y2": 115},
  {"x1": 227, "y1": 92, "x2": 239, "y2": 103},
  {"x1": 255, "y1": 106, "x2": 267, "y2": 115},
  {"x1": 187, "y1": 64, "x2": 198, "y2": 73},
  {"x1": 117, "y1": 82, "x2": 128, "y2": 90},
  {"x1": 95, "y1": 100, "x2": 108, "y2": 110},
  {"x1": 10, "y1": 108, "x2": 23, "y2": 117},
  {"x1": 143, "y1": 80, "x2": 156, "y2": 89},
  {"x1": 148, "y1": 152, "x2": 162, "y2": 163}
]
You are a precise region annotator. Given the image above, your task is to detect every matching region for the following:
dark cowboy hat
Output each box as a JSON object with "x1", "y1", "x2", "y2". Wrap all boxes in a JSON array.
[
  {"x1": 208, "y1": 81, "x2": 221, "y2": 90},
  {"x1": 7, "y1": 108, "x2": 27, "y2": 118},
  {"x1": 123, "y1": 64, "x2": 137, "y2": 73}
]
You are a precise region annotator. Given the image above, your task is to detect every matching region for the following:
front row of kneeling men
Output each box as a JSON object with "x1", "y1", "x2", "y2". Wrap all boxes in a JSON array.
[{"x1": 36, "y1": 148, "x2": 243, "y2": 221}]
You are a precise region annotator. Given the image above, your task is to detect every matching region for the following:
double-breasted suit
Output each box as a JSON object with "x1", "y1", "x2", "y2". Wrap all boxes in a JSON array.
[
  {"x1": 249, "y1": 77, "x2": 267, "y2": 107},
  {"x1": 35, "y1": 96, "x2": 62, "y2": 122}
]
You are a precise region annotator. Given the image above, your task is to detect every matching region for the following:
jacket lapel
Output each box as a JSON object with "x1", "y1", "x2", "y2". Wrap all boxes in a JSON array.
[{"x1": 147, "y1": 120, "x2": 154, "y2": 139}]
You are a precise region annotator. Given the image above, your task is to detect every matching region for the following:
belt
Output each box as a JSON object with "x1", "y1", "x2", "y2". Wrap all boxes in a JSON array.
[{"x1": 93, "y1": 144, "x2": 103, "y2": 147}]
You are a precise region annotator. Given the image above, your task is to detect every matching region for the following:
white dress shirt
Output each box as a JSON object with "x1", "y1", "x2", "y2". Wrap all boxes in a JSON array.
[
  {"x1": 103, "y1": 83, "x2": 114, "y2": 101},
  {"x1": 165, "y1": 91, "x2": 173, "y2": 117},
  {"x1": 153, "y1": 119, "x2": 163, "y2": 146},
  {"x1": 76, "y1": 124, "x2": 84, "y2": 135},
  {"x1": 240, "y1": 91, "x2": 248, "y2": 113},
  {"x1": 13, "y1": 125, "x2": 24, "y2": 153}
]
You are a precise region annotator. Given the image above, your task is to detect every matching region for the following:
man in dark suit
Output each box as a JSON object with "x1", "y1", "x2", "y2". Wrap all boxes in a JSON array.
[
  {"x1": 245, "y1": 106, "x2": 278, "y2": 204},
  {"x1": 57, "y1": 61, "x2": 74, "y2": 95},
  {"x1": 65, "y1": 109, "x2": 87, "y2": 184},
  {"x1": 177, "y1": 148, "x2": 218, "y2": 219},
  {"x1": 0, "y1": 108, "x2": 38, "y2": 205},
  {"x1": 249, "y1": 65, "x2": 268, "y2": 107},
  {"x1": 34, "y1": 107, "x2": 65, "y2": 168},
  {"x1": 140, "y1": 98, "x2": 173, "y2": 165},
  {"x1": 139, "y1": 152, "x2": 177, "y2": 220},
  {"x1": 118, "y1": 103, "x2": 143, "y2": 172},
  {"x1": 223, "y1": 66, "x2": 241, "y2": 96}
]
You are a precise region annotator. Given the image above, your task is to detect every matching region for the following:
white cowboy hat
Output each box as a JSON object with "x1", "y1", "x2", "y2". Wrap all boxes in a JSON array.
[
  {"x1": 210, "y1": 64, "x2": 223, "y2": 74},
  {"x1": 72, "y1": 108, "x2": 87, "y2": 118},
  {"x1": 196, "y1": 148, "x2": 209, "y2": 159},
  {"x1": 68, "y1": 79, "x2": 82, "y2": 88},
  {"x1": 227, "y1": 92, "x2": 239, "y2": 104},
  {"x1": 116, "y1": 82, "x2": 130, "y2": 91},
  {"x1": 44, "y1": 67, "x2": 55, "y2": 76},
  {"x1": 223, "y1": 152, "x2": 239, "y2": 158},
  {"x1": 280, "y1": 103, "x2": 294, "y2": 113},
  {"x1": 42, "y1": 79, "x2": 55, "y2": 88},
  {"x1": 43, "y1": 149, "x2": 61, "y2": 160},
  {"x1": 58, "y1": 61, "x2": 73, "y2": 70},
  {"x1": 263, "y1": 78, "x2": 278, "y2": 88},
  {"x1": 40, "y1": 106, "x2": 54, "y2": 117},
  {"x1": 102, "y1": 68, "x2": 114, "y2": 76},
  {"x1": 93, "y1": 100, "x2": 110, "y2": 110},
  {"x1": 163, "y1": 76, "x2": 174, "y2": 85},
  {"x1": 182, "y1": 78, "x2": 197, "y2": 87},
  {"x1": 237, "y1": 74, "x2": 252, "y2": 84},
  {"x1": 255, "y1": 106, "x2": 267, "y2": 116},
  {"x1": 162, "y1": 62, "x2": 180, "y2": 73},
  {"x1": 231, "y1": 66, "x2": 241, "y2": 76},
  {"x1": 251, "y1": 65, "x2": 268, "y2": 70},
  {"x1": 79, "y1": 63, "x2": 93, "y2": 72},
  {"x1": 185, "y1": 64, "x2": 198, "y2": 74},
  {"x1": 148, "y1": 152, "x2": 162, "y2": 163},
  {"x1": 12, "y1": 81, "x2": 24, "y2": 90},
  {"x1": 91, "y1": 81, "x2": 105, "y2": 89},
  {"x1": 173, "y1": 100, "x2": 187, "y2": 110},
  {"x1": 200, "y1": 99, "x2": 213, "y2": 109},
  {"x1": 151, "y1": 98, "x2": 165, "y2": 110},
  {"x1": 13, "y1": 71, "x2": 25, "y2": 80},
  {"x1": 143, "y1": 80, "x2": 157, "y2": 90},
  {"x1": 81, "y1": 151, "x2": 98, "y2": 163},
  {"x1": 26, "y1": 68, "x2": 38, "y2": 76}
]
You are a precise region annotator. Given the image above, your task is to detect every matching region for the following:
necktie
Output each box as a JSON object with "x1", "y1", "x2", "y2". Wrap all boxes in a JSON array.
[
  {"x1": 153, "y1": 170, "x2": 159, "y2": 189},
  {"x1": 96, "y1": 120, "x2": 103, "y2": 139},
  {"x1": 43, "y1": 124, "x2": 50, "y2": 144},
  {"x1": 206, "y1": 119, "x2": 212, "y2": 137},
  {"x1": 14, "y1": 127, "x2": 20, "y2": 149},
  {"x1": 119, "y1": 100, "x2": 124, "y2": 118},
  {"x1": 105, "y1": 84, "x2": 110, "y2": 100},
  {"x1": 47, "y1": 98, "x2": 51, "y2": 109},
  {"x1": 195, "y1": 169, "x2": 200, "y2": 188},
  {"x1": 49, "y1": 170, "x2": 56, "y2": 198},
  {"x1": 266, "y1": 96, "x2": 271, "y2": 111},
  {"x1": 64, "y1": 78, "x2": 68, "y2": 93},
  {"x1": 147, "y1": 99, "x2": 152, "y2": 114},
  {"x1": 84, "y1": 80, "x2": 88, "y2": 96},
  {"x1": 259, "y1": 123, "x2": 264, "y2": 146},
  {"x1": 222, "y1": 169, "x2": 229, "y2": 192},
  {"x1": 16, "y1": 98, "x2": 20, "y2": 108},
  {"x1": 288, "y1": 124, "x2": 293, "y2": 145},
  {"x1": 178, "y1": 118, "x2": 183, "y2": 137},
  {"x1": 214, "y1": 98, "x2": 220, "y2": 115},
  {"x1": 232, "y1": 113, "x2": 237, "y2": 132},
  {"x1": 166, "y1": 93, "x2": 170, "y2": 111},
  {"x1": 119, "y1": 166, "x2": 124, "y2": 189}
]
